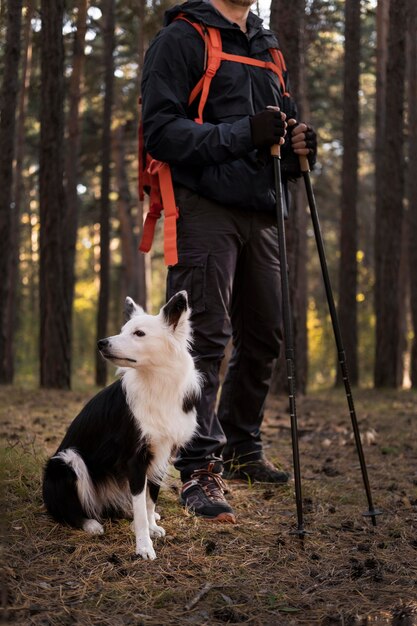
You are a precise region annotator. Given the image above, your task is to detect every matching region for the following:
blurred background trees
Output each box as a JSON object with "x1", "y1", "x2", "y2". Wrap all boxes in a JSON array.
[{"x1": 0, "y1": 0, "x2": 415, "y2": 391}]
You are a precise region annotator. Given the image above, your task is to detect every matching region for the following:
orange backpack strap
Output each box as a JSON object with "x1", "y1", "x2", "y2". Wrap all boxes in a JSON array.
[
  {"x1": 175, "y1": 14, "x2": 290, "y2": 121},
  {"x1": 269, "y1": 48, "x2": 290, "y2": 96},
  {"x1": 139, "y1": 159, "x2": 179, "y2": 266},
  {"x1": 175, "y1": 16, "x2": 223, "y2": 124}
]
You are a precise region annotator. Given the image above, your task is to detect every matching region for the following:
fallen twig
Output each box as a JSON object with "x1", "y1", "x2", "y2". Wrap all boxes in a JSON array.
[{"x1": 185, "y1": 582, "x2": 213, "y2": 611}]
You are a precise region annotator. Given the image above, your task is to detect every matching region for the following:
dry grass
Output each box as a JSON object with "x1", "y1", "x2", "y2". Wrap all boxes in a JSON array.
[{"x1": 1, "y1": 385, "x2": 417, "y2": 625}]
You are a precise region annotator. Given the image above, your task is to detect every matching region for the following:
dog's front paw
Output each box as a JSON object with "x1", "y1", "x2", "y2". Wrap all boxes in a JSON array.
[
  {"x1": 83, "y1": 519, "x2": 104, "y2": 535},
  {"x1": 154, "y1": 511, "x2": 161, "y2": 521},
  {"x1": 149, "y1": 523, "x2": 166, "y2": 538},
  {"x1": 136, "y1": 537, "x2": 156, "y2": 560}
]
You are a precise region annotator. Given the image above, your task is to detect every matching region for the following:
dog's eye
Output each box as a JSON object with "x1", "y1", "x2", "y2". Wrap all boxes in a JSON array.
[{"x1": 133, "y1": 330, "x2": 145, "y2": 337}]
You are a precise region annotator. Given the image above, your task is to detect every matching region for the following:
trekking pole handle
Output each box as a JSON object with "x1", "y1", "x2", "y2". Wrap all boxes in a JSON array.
[
  {"x1": 299, "y1": 155, "x2": 310, "y2": 172},
  {"x1": 266, "y1": 105, "x2": 283, "y2": 159}
]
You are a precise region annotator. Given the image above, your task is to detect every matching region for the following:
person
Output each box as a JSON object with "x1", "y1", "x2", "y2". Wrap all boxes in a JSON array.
[{"x1": 141, "y1": 0, "x2": 317, "y2": 523}]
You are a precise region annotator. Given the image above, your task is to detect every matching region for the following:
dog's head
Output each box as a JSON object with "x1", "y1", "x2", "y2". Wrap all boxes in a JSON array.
[{"x1": 97, "y1": 291, "x2": 191, "y2": 369}]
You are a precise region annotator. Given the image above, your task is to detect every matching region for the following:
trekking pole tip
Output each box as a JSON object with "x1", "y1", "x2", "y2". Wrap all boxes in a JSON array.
[
  {"x1": 289, "y1": 527, "x2": 311, "y2": 539},
  {"x1": 363, "y1": 508, "x2": 383, "y2": 526}
]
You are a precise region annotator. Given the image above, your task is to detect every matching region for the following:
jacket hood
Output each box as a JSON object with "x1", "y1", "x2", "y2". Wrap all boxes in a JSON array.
[{"x1": 164, "y1": 0, "x2": 268, "y2": 33}]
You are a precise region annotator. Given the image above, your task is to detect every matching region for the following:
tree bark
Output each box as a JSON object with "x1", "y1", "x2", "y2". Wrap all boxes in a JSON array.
[
  {"x1": 4, "y1": 0, "x2": 35, "y2": 384},
  {"x1": 269, "y1": 0, "x2": 308, "y2": 395},
  {"x1": 374, "y1": 0, "x2": 407, "y2": 387},
  {"x1": 64, "y1": 0, "x2": 88, "y2": 349},
  {"x1": 0, "y1": 0, "x2": 23, "y2": 383},
  {"x1": 336, "y1": 0, "x2": 361, "y2": 386},
  {"x1": 375, "y1": 0, "x2": 389, "y2": 215},
  {"x1": 39, "y1": 0, "x2": 71, "y2": 388},
  {"x1": 113, "y1": 123, "x2": 141, "y2": 301},
  {"x1": 95, "y1": 0, "x2": 115, "y2": 386},
  {"x1": 407, "y1": 0, "x2": 417, "y2": 386},
  {"x1": 137, "y1": 0, "x2": 150, "y2": 310}
]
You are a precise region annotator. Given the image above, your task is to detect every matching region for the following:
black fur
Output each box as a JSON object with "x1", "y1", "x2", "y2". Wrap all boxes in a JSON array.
[
  {"x1": 124, "y1": 297, "x2": 137, "y2": 321},
  {"x1": 42, "y1": 380, "x2": 151, "y2": 527},
  {"x1": 162, "y1": 291, "x2": 188, "y2": 329},
  {"x1": 182, "y1": 390, "x2": 199, "y2": 414},
  {"x1": 42, "y1": 458, "x2": 86, "y2": 528}
]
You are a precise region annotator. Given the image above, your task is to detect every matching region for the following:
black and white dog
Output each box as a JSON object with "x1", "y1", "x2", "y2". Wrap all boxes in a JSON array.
[{"x1": 42, "y1": 291, "x2": 201, "y2": 560}]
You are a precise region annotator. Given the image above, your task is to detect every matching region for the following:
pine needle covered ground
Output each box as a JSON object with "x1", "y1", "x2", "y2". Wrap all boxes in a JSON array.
[{"x1": 1, "y1": 385, "x2": 416, "y2": 625}]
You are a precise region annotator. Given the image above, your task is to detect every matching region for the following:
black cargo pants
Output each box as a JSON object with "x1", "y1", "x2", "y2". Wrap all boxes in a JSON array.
[{"x1": 167, "y1": 186, "x2": 283, "y2": 481}]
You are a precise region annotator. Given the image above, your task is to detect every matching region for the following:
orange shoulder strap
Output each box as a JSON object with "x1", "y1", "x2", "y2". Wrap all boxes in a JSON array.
[{"x1": 175, "y1": 14, "x2": 290, "y2": 123}]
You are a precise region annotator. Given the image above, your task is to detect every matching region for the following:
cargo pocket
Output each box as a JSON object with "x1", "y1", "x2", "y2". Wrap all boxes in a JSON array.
[{"x1": 166, "y1": 252, "x2": 208, "y2": 314}]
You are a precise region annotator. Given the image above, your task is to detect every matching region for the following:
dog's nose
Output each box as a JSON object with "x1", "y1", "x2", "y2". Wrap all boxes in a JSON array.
[{"x1": 97, "y1": 339, "x2": 109, "y2": 350}]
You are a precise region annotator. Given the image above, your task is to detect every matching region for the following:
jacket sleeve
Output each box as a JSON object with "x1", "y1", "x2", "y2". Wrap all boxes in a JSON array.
[{"x1": 141, "y1": 22, "x2": 254, "y2": 167}]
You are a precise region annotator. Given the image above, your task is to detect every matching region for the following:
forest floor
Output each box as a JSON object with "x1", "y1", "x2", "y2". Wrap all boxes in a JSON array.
[{"x1": 1, "y1": 384, "x2": 416, "y2": 626}]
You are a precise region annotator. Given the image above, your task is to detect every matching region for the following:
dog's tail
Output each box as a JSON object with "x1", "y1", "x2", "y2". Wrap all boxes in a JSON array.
[{"x1": 43, "y1": 448, "x2": 99, "y2": 526}]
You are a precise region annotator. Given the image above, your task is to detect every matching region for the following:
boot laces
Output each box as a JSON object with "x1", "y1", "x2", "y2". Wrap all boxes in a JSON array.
[{"x1": 190, "y1": 467, "x2": 227, "y2": 501}]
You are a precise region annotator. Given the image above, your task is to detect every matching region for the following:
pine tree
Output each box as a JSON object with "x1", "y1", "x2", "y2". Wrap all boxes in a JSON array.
[
  {"x1": 0, "y1": 0, "x2": 23, "y2": 383},
  {"x1": 337, "y1": 0, "x2": 361, "y2": 386},
  {"x1": 39, "y1": 0, "x2": 71, "y2": 388}
]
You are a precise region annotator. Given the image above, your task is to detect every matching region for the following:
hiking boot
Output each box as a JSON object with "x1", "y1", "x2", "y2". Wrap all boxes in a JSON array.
[
  {"x1": 223, "y1": 458, "x2": 290, "y2": 484},
  {"x1": 180, "y1": 463, "x2": 236, "y2": 523}
]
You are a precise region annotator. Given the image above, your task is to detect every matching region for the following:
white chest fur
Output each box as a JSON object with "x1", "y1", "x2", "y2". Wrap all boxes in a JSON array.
[{"x1": 122, "y1": 363, "x2": 199, "y2": 461}]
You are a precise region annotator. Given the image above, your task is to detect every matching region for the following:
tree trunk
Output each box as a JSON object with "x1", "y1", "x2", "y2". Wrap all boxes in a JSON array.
[
  {"x1": 374, "y1": 0, "x2": 407, "y2": 387},
  {"x1": 64, "y1": 0, "x2": 88, "y2": 353},
  {"x1": 137, "y1": 0, "x2": 149, "y2": 310},
  {"x1": 0, "y1": 0, "x2": 23, "y2": 383},
  {"x1": 113, "y1": 123, "x2": 141, "y2": 301},
  {"x1": 407, "y1": 0, "x2": 417, "y2": 386},
  {"x1": 4, "y1": 0, "x2": 35, "y2": 384},
  {"x1": 269, "y1": 0, "x2": 308, "y2": 395},
  {"x1": 95, "y1": 0, "x2": 115, "y2": 386},
  {"x1": 39, "y1": 0, "x2": 71, "y2": 388},
  {"x1": 375, "y1": 0, "x2": 389, "y2": 216},
  {"x1": 336, "y1": 0, "x2": 361, "y2": 386}
]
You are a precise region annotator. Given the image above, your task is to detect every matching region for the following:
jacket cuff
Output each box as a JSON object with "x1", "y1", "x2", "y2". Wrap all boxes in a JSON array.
[{"x1": 231, "y1": 116, "x2": 254, "y2": 155}]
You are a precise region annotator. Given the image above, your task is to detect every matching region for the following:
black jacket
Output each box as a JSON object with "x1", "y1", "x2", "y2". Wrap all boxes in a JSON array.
[{"x1": 141, "y1": 0, "x2": 297, "y2": 213}]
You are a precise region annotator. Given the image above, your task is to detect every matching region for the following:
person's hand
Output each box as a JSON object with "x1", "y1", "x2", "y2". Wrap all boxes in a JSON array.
[
  {"x1": 250, "y1": 108, "x2": 287, "y2": 149},
  {"x1": 280, "y1": 118, "x2": 317, "y2": 177},
  {"x1": 288, "y1": 119, "x2": 317, "y2": 158}
]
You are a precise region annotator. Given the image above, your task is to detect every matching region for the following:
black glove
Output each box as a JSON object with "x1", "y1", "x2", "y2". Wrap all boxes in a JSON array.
[
  {"x1": 250, "y1": 109, "x2": 286, "y2": 149},
  {"x1": 304, "y1": 125, "x2": 317, "y2": 163},
  {"x1": 281, "y1": 124, "x2": 317, "y2": 179}
]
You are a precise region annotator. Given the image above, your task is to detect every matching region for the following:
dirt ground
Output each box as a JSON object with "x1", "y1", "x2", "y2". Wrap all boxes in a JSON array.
[{"x1": 1, "y1": 384, "x2": 416, "y2": 626}]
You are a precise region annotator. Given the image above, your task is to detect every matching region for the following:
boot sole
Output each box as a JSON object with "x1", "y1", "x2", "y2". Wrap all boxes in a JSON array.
[
  {"x1": 183, "y1": 507, "x2": 236, "y2": 524},
  {"x1": 203, "y1": 512, "x2": 236, "y2": 524}
]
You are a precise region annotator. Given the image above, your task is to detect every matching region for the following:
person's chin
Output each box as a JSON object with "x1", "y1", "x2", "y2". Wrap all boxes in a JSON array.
[{"x1": 226, "y1": 0, "x2": 256, "y2": 7}]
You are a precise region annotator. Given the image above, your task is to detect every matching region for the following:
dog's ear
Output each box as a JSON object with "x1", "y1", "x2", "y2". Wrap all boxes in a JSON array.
[
  {"x1": 161, "y1": 291, "x2": 189, "y2": 330},
  {"x1": 124, "y1": 297, "x2": 145, "y2": 320}
]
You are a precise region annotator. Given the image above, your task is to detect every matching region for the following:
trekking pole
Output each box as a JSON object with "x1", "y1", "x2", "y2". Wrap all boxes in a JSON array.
[
  {"x1": 271, "y1": 142, "x2": 305, "y2": 537},
  {"x1": 299, "y1": 155, "x2": 382, "y2": 526}
]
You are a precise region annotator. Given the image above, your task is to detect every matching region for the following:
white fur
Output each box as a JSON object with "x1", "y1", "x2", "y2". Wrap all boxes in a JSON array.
[
  {"x1": 105, "y1": 293, "x2": 201, "y2": 486},
  {"x1": 100, "y1": 291, "x2": 200, "y2": 559},
  {"x1": 83, "y1": 519, "x2": 104, "y2": 535},
  {"x1": 53, "y1": 449, "x2": 99, "y2": 519},
  {"x1": 54, "y1": 293, "x2": 200, "y2": 560},
  {"x1": 54, "y1": 449, "x2": 133, "y2": 520},
  {"x1": 132, "y1": 480, "x2": 156, "y2": 560},
  {"x1": 146, "y1": 489, "x2": 165, "y2": 538}
]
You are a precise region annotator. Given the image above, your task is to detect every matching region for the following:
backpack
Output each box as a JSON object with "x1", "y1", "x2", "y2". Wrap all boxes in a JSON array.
[{"x1": 138, "y1": 15, "x2": 289, "y2": 266}]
